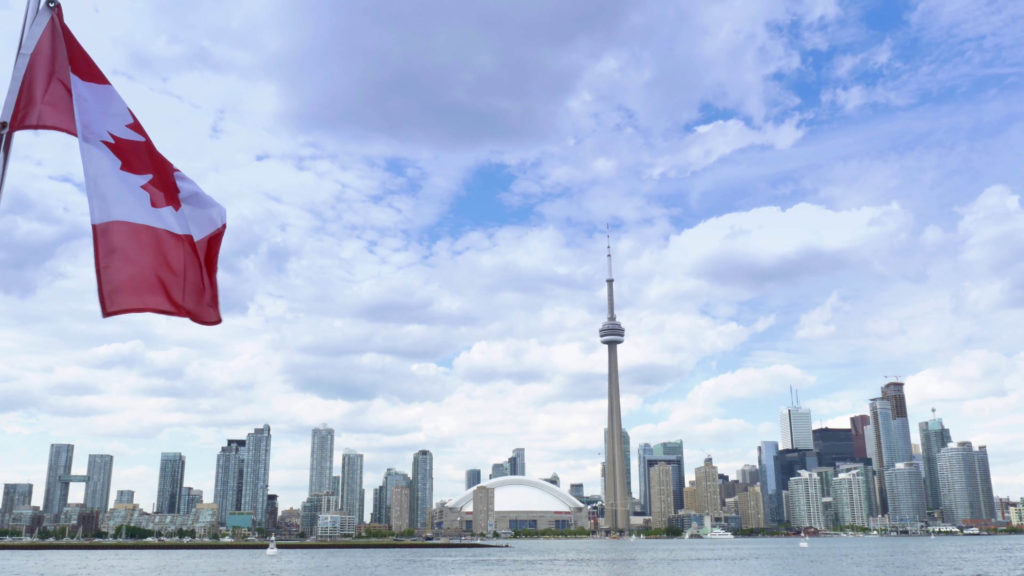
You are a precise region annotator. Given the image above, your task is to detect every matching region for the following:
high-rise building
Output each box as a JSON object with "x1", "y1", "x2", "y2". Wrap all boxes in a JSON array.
[
  {"x1": 214, "y1": 439, "x2": 246, "y2": 525},
  {"x1": 737, "y1": 485, "x2": 764, "y2": 529},
  {"x1": 371, "y1": 468, "x2": 410, "y2": 527},
  {"x1": 737, "y1": 464, "x2": 759, "y2": 486},
  {"x1": 832, "y1": 466, "x2": 871, "y2": 528},
  {"x1": 812, "y1": 428, "x2": 855, "y2": 468},
  {"x1": 881, "y1": 381, "x2": 914, "y2": 465},
  {"x1": 918, "y1": 412, "x2": 952, "y2": 510},
  {"x1": 42, "y1": 444, "x2": 74, "y2": 520},
  {"x1": 156, "y1": 452, "x2": 186, "y2": 514},
  {"x1": 241, "y1": 424, "x2": 272, "y2": 529},
  {"x1": 115, "y1": 490, "x2": 134, "y2": 505},
  {"x1": 758, "y1": 441, "x2": 781, "y2": 526},
  {"x1": 780, "y1": 405, "x2": 813, "y2": 450},
  {"x1": 509, "y1": 448, "x2": 526, "y2": 476},
  {"x1": 599, "y1": 235, "x2": 628, "y2": 533},
  {"x1": 1, "y1": 484, "x2": 33, "y2": 522},
  {"x1": 638, "y1": 440, "x2": 684, "y2": 515},
  {"x1": 850, "y1": 415, "x2": 870, "y2": 459},
  {"x1": 649, "y1": 463, "x2": 674, "y2": 530},
  {"x1": 787, "y1": 470, "x2": 826, "y2": 530},
  {"x1": 309, "y1": 425, "x2": 334, "y2": 497},
  {"x1": 465, "y1": 469, "x2": 481, "y2": 490},
  {"x1": 868, "y1": 397, "x2": 896, "y2": 513},
  {"x1": 885, "y1": 461, "x2": 926, "y2": 525},
  {"x1": 490, "y1": 462, "x2": 509, "y2": 479},
  {"x1": 938, "y1": 441, "x2": 982, "y2": 524},
  {"x1": 604, "y1": 429, "x2": 632, "y2": 504},
  {"x1": 694, "y1": 456, "x2": 722, "y2": 516},
  {"x1": 340, "y1": 449, "x2": 364, "y2": 523},
  {"x1": 391, "y1": 485, "x2": 411, "y2": 533},
  {"x1": 410, "y1": 450, "x2": 433, "y2": 530},
  {"x1": 974, "y1": 445, "x2": 996, "y2": 521},
  {"x1": 84, "y1": 454, "x2": 113, "y2": 512},
  {"x1": 569, "y1": 483, "x2": 584, "y2": 499}
]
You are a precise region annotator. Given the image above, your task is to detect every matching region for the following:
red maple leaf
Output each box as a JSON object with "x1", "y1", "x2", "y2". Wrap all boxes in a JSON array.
[{"x1": 102, "y1": 111, "x2": 182, "y2": 211}]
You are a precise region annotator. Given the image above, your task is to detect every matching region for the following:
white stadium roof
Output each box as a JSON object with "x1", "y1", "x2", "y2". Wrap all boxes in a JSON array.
[{"x1": 449, "y1": 476, "x2": 585, "y2": 512}]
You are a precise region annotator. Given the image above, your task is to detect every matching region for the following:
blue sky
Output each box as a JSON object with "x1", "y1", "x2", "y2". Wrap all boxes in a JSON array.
[{"x1": 1, "y1": 0, "x2": 1023, "y2": 515}]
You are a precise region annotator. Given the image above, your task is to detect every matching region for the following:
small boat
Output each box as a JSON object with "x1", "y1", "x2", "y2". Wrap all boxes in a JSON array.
[
  {"x1": 705, "y1": 528, "x2": 734, "y2": 539},
  {"x1": 799, "y1": 536, "x2": 809, "y2": 548},
  {"x1": 266, "y1": 534, "x2": 278, "y2": 556}
]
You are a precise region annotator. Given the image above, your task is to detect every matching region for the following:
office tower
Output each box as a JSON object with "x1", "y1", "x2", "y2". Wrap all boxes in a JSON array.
[
  {"x1": 372, "y1": 468, "x2": 410, "y2": 526},
  {"x1": 115, "y1": 490, "x2": 134, "y2": 505},
  {"x1": 391, "y1": 485, "x2": 411, "y2": 533},
  {"x1": 309, "y1": 425, "x2": 334, "y2": 497},
  {"x1": 885, "y1": 461, "x2": 926, "y2": 525},
  {"x1": 639, "y1": 440, "x2": 684, "y2": 515},
  {"x1": 780, "y1": 405, "x2": 813, "y2": 450},
  {"x1": 649, "y1": 463, "x2": 674, "y2": 529},
  {"x1": 599, "y1": 235, "x2": 628, "y2": 533},
  {"x1": 850, "y1": 415, "x2": 870, "y2": 459},
  {"x1": 83, "y1": 454, "x2": 113, "y2": 512},
  {"x1": 410, "y1": 449, "x2": 433, "y2": 530},
  {"x1": 214, "y1": 439, "x2": 246, "y2": 525},
  {"x1": 465, "y1": 469, "x2": 481, "y2": 491},
  {"x1": 569, "y1": 483, "x2": 584, "y2": 499},
  {"x1": 694, "y1": 456, "x2": 722, "y2": 516},
  {"x1": 241, "y1": 424, "x2": 272, "y2": 529},
  {"x1": 758, "y1": 441, "x2": 781, "y2": 526},
  {"x1": 508, "y1": 448, "x2": 526, "y2": 476},
  {"x1": 156, "y1": 452, "x2": 186, "y2": 514},
  {"x1": 813, "y1": 428, "x2": 855, "y2": 468},
  {"x1": 43, "y1": 443, "x2": 74, "y2": 520},
  {"x1": 1, "y1": 484, "x2": 33, "y2": 519},
  {"x1": 737, "y1": 464, "x2": 759, "y2": 486},
  {"x1": 975, "y1": 445, "x2": 996, "y2": 521},
  {"x1": 919, "y1": 412, "x2": 952, "y2": 509},
  {"x1": 832, "y1": 466, "x2": 871, "y2": 528},
  {"x1": 737, "y1": 485, "x2": 764, "y2": 529},
  {"x1": 340, "y1": 449, "x2": 364, "y2": 523},
  {"x1": 881, "y1": 381, "x2": 914, "y2": 465},
  {"x1": 787, "y1": 470, "x2": 826, "y2": 530},
  {"x1": 490, "y1": 462, "x2": 509, "y2": 479}
]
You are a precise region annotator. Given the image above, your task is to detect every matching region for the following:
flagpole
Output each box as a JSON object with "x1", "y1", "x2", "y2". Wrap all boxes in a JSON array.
[{"x1": 0, "y1": 0, "x2": 49, "y2": 204}]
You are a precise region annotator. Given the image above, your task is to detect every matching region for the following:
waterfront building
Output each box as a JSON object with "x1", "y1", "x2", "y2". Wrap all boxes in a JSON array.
[
  {"x1": 974, "y1": 445, "x2": 996, "y2": 521},
  {"x1": 241, "y1": 424, "x2": 272, "y2": 529},
  {"x1": 213, "y1": 439, "x2": 246, "y2": 526},
  {"x1": 837, "y1": 462, "x2": 878, "y2": 518},
  {"x1": 918, "y1": 413, "x2": 952, "y2": 510},
  {"x1": 465, "y1": 469, "x2": 481, "y2": 490},
  {"x1": 694, "y1": 456, "x2": 722, "y2": 516},
  {"x1": 1009, "y1": 498, "x2": 1024, "y2": 526},
  {"x1": 599, "y1": 235, "x2": 629, "y2": 534},
  {"x1": 83, "y1": 454, "x2": 113, "y2": 512},
  {"x1": 340, "y1": 449, "x2": 364, "y2": 523},
  {"x1": 410, "y1": 449, "x2": 433, "y2": 530},
  {"x1": 787, "y1": 470, "x2": 826, "y2": 530},
  {"x1": 833, "y1": 467, "x2": 871, "y2": 528},
  {"x1": 371, "y1": 468, "x2": 410, "y2": 526},
  {"x1": 638, "y1": 440, "x2": 684, "y2": 515},
  {"x1": 439, "y1": 476, "x2": 587, "y2": 536},
  {"x1": 300, "y1": 491, "x2": 337, "y2": 536},
  {"x1": 391, "y1": 485, "x2": 411, "y2": 533},
  {"x1": 780, "y1": 405, "x2": 813, "y2": 450},
  {"x1": 758, "y1": 441, "x2": 782, "y2": 526},
  {"x1": 649, "y1": 463, "x2": 674, "y2": 530},
  {"x1": 813, "y1": 428, "x2": 855, "y2": 468},
  {"x1": 885, "y1": 461, "x2": 927, "y2": 525},
  {"x1": 937, "y1": 441, "x2": 996, "y2": 525},
  {"x1": 266, "y1": 493, "x2": 278, "y2": 530},
  {"x1": 156, "y1": 452, "x2": 186, "y2": 515},
  {"x1": 115, "y1": 490, "x2": 134, "y2": 505},
  {"x1": 737, "y1": 485, "x2": 764, "y2": 529},
  {"x1": 308, "y1": 424, "x2": 334, "y2": 497},
  {"x1": 0, "y1": 483, "x2": 33, "y2": 529},
  {"x1": 42, "y1": 443, "x2": 74, "y2": 521},
  {"x1": 868, "y1": 397, "x2": 897, "y2": 513}
]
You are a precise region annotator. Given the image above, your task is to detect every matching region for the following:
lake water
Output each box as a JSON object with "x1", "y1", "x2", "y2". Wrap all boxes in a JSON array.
[{"x1": 1, "y1": 537, "x2": 1020, "y2": 576}]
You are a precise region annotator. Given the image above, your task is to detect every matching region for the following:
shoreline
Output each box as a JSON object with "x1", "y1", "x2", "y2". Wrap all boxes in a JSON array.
[{"x1": 0, "y1": 540, "x2": 503, "y2": 551}]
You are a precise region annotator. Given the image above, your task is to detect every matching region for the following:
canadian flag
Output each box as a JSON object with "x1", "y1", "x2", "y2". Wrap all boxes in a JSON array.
[{"x1": 1, "y1": 4, "x2": 225, "y2": 325}]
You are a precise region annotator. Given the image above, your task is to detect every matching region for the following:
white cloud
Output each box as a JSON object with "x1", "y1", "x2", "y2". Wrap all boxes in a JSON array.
[{"x1": 795, "y1": 291, "x2": 841, "y2": 339}]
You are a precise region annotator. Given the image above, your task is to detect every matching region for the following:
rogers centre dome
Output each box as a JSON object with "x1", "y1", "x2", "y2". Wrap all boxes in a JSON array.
[{"x1": 437, "y1": 477, "x2": 589, "y2": 535}]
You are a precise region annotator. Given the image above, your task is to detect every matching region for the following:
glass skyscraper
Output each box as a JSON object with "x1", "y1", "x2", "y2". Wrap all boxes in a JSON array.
[
  {"x1": 84, "y1": 454, "x2": 113, "y2": 512},
  {"x1": 340, "y1": 449, "x2": 364, "y2": 523},
  {"x1": 42, "y1": 443, "x2": 74, "y2": 520},
  {"x1": 638, "y1": 440, "x2": 684, "y2": 515},
  {"x1": 214, "y1": 438, "x2": 246, "y2": 525},
  {"x1": 780, "y1": 405, "x2": 813, "y2": 450},
  {"x1": 241, "y1": 424, "x2": 272, "y2": 529},
  {"x1": 919, "y1": 414, "x2": 952, "y2": 509},
  {"x1": 308, "y1": 425, "x2": 334, "y2": 497},
  {"x1": 156, "y1": 452, "x2": 186, "y2": 514},
  {"x1": 410, "y1": 449, "x2": 433, "y2": 530}
]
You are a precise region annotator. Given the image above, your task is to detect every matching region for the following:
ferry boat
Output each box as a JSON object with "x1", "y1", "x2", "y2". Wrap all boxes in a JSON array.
[{"x1": 705, "y1": 528, "x2": 735, "y2": 539}]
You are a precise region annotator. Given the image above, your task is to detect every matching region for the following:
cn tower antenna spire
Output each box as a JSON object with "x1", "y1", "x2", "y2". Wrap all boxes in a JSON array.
[{"x1": 599, "y1": 225, "x2": 627, "y2": 534}]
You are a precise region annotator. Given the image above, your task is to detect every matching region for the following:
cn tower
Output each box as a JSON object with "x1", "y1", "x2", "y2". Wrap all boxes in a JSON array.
[{"x1": 600, "y1": 231, "x2": 629, "y2": 534}]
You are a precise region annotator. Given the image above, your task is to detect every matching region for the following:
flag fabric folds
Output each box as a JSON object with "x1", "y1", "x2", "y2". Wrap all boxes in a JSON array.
[{"x1": 1, "y1": 4, "x2": 225, "y2": 325}]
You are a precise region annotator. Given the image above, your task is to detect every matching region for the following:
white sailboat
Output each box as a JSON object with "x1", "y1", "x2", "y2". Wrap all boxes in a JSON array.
[{"x1": 266, "y1": 533, "x2": 279, "y2": 556}]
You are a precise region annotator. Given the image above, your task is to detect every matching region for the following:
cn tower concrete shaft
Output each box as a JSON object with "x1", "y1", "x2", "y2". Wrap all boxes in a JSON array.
[{"x1": 600, "y1": 240, "x2": 628, "y2": 533}]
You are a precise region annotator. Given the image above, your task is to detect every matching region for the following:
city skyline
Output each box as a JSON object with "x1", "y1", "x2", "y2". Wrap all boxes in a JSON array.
[{"x1": 2, "y1": 1, "x2": 1024, "y2": 518}]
